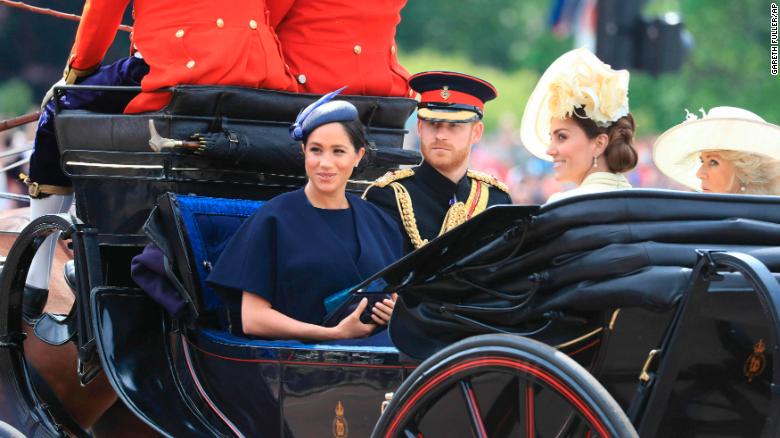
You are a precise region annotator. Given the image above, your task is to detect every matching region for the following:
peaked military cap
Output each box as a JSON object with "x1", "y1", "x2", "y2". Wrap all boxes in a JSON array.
[{"x1": 410, "y1": 71, "x2": 498, "y2": 123}]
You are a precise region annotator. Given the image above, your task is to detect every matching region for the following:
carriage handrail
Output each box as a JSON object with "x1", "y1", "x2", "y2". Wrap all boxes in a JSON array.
[
  {"x1": 0, "y1": 157, "x2": 30, "y2": 173},
  {"x1": 0, "y1": 192, "x2": 29, "y2": 203},
  {"x1": 0, "y1": 111, "x2": 39, "y2": 133},
  {"x1": 0, "y1": 146, "x2": 31, "y2": 203},
  {"x1": 0, "y1": 145, "x2": 32, "y2": 160},
  {"x1": 53, "y1": 85, "x2": 144, "y2": 93},
  {"x1": 0, "y1": 0, "x2": 133, "y2": 32},
  {"x1": 632, "y1": 250, "x2": 780, "y2": 437}
]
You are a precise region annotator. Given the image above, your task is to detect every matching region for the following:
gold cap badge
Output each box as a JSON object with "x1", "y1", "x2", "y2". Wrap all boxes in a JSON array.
[{"x1": 440, "y1": 85, "x2": 450, "y2": 100}]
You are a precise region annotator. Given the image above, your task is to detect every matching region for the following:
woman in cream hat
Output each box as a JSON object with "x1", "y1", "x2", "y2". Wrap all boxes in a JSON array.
[
  {"x1": 520, "y1": 48, "x2": 638, "y2": 203},
  {"x1": 653, "y1": 106, "x2": 780, "y2": 195}
]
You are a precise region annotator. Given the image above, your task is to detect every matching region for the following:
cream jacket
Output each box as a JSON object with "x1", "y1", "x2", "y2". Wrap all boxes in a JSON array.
[{"x1": 546, "y1": 172, "x2": 632, "y2": 204}]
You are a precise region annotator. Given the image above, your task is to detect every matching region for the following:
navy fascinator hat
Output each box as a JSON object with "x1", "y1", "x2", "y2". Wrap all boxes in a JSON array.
[{"x1": 290, "y1": 87, "x2": 359, "y2": 141}]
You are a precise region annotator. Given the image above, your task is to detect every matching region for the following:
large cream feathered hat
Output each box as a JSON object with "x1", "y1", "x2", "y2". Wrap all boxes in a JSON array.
[{"x1": 520, "y1": 48, "x2": 630, "y2": 161}]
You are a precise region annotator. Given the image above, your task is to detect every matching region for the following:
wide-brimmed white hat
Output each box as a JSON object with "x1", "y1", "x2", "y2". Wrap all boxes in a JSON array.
[
  {"x1": 652, "y1": 106, "x2": 780, "y2": 190},
  {"x1": 520, "y1": 48, "x2": 630, "y2": 161}
]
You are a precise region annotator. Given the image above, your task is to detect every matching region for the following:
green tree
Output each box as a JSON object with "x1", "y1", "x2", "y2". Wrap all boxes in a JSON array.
[
  {"x1": 397, "y1": 0, "x2": 572, "y2": 71},
  {"x1": 0, "y1": 79, "x2": 33, "y2": 117},
  {"x1": 397, "y1": 0, "x2": 780, "y2": 134}
]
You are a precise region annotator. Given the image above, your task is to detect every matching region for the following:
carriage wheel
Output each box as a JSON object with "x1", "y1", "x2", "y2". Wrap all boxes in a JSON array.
[
  {"x1": 0, "y1": 213, "x2": 86, "y2": 436},
  {"x1": 373, "y1": 334, "x2": 636, "y2": 438}
]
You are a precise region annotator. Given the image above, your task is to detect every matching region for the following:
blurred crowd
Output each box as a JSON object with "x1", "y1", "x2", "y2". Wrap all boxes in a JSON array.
[{"x1": 0, "y1": 114, "x2": 33, "y2": 211}]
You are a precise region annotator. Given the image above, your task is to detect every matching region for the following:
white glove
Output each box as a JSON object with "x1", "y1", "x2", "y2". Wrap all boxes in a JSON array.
[{"x1": 40, "y1": 78, "x2": 66, "y2": 111}]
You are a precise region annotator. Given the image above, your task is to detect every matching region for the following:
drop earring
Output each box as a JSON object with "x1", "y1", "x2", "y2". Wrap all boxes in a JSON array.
[{"x1": 592, "y1": 156, "x2": 598, "y2": 168}]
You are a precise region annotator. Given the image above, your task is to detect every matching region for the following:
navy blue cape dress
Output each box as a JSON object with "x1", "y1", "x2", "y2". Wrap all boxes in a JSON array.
[{"x1": 207, "y1": 189, "x2": 404, "y2": 330}]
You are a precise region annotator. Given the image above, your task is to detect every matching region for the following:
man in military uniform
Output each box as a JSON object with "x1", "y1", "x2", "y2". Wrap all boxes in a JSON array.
[{"x1": 363, "y1": 71, "x2": 511, "y2": 252}]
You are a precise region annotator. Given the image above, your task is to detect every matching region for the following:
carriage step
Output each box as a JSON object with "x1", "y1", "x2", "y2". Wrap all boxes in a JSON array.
[{"x1": 33, "y1": 312, "x2": 76, "y2": 346}]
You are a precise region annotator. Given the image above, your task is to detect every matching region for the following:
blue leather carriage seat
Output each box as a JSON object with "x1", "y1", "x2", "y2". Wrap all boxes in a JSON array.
[{"x1": 171, "y1": 194, "x2": 262, "y2": 333}]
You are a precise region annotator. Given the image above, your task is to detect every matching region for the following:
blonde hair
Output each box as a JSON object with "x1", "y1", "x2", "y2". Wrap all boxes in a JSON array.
[{"x1": 707, "y1": 149, "x2": 780, "y2": 195}]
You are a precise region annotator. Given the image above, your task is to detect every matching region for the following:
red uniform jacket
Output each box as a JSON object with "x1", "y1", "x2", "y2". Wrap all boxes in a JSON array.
[
  {"x1": 69, "y1": 0, "x2": 298, "y2": 113},
  {"x1": 268, "y1": 0, "x2": 411, "y2": 97}
]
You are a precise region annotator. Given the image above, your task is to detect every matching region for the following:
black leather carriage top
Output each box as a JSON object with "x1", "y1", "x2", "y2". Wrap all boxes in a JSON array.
[
  {"x1": 351, "y1": 189, "x2": 780, "y2": 359},
  {"x1": 53, "y1": 85, "x2": 420, "y2": 238},
  {"x1": 55, "y1": 85, "x2": 417, "y2": 155}
]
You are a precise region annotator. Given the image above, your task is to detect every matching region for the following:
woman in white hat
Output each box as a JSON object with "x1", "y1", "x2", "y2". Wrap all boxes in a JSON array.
[
  {"x1": 520, "y1": 48, "x2": 637, "y2": 203},
  {"x1": 653, "y1": 106, "x2": 780, "y2": 195}
]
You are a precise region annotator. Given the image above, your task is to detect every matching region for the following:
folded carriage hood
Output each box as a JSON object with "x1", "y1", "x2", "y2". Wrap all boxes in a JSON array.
[{"x1": 358, "y1": 189, "x2": 780, "y2": 360}]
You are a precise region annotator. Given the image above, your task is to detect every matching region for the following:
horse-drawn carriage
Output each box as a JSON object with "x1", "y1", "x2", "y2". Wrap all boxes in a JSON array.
[{"x1": 1, "y1": 85, "x2": 779, "y2": 437}]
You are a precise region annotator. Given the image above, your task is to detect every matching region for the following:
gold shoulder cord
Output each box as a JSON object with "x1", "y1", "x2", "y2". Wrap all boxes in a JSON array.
[
  {"x1": 362, "y1": 169, "x2": 415, "y2": 194},
  {"x1": 437, "y1": 169, "x2": 507, "y2": 234},
  {"x1": 363, "y1": 169, "x2": 507, "y2": 249},
  {"x1": 390, "y1": 182, "x2": 428, "y2": 249},
  {"x1": 439, "y1": 177, "x2": 490, "y2": 235},
  {"x1": 439, "y1": 198, "x2": 469, "y2": 236},
  {"x1": 467, "y1": 169, "x2": 510, "y2": 193},
  {"x1": 363, "y1": 169, "x2": 427, "y2": 249}
]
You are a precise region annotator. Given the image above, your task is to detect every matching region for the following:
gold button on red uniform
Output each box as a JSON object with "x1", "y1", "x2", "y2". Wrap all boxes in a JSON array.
[
  {"x1": 67, "y1": 0, "x2": 298, "y2": 114},
  {"x1": 271, "y1": 0, "x2": 410, "y2": 96}
]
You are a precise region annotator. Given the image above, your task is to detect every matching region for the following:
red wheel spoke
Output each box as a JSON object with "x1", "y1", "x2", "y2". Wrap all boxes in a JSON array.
[
  {"x1": 459, "y1": 379, "x2": 488, "y2": 438},
  {"x1": 384, "y1": 352, "x2": 626, "y2": 438},
  {"x1": 524, "y1": 382, "x2": 534, "y2": 438}
]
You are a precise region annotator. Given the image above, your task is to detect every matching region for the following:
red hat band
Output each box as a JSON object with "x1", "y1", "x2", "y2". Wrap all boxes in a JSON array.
[{"x1": 420, "y1": 89, "x2": 485, "y2": 111}]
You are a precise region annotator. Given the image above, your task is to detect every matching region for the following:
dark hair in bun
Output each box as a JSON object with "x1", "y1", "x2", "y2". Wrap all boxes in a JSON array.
[{"x1": 572, "y1": 107, "x2": 637, "y2": 173}]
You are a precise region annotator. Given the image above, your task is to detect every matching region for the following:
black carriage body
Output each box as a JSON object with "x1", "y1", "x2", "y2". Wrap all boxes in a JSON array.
[
  {"x1": 91, "y1": 189, "x2": 780, "y2": 437},
  {"x1": 91, "y1": 286, "x2": 409, "y2": 437}
]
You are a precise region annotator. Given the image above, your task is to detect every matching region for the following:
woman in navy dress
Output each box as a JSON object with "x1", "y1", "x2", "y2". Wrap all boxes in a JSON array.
[{"x1": 208, "y1": 90, "x2": 404, "y2": 340}]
